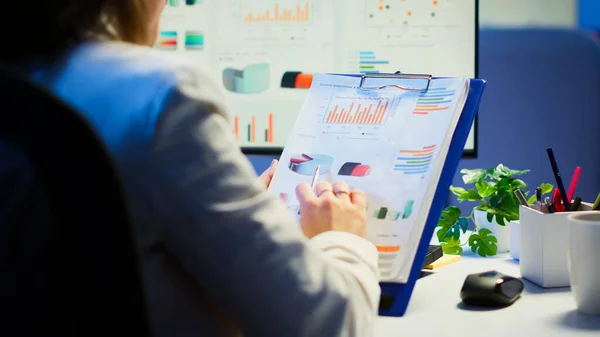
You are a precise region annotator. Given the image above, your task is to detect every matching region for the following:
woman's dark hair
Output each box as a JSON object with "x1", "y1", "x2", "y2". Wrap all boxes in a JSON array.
[{"x1": 2, "y1": 1, "x2": 150, "y2": 67}]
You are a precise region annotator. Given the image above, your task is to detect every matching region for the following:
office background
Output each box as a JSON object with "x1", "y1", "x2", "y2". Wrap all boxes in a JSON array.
[{"x1": 247, "y1": 0, "x2": 600, "y2": 218}]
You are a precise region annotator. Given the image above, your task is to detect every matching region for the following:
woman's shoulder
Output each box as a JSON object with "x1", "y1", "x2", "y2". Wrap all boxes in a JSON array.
[
  {"x1": 73, "y1": 40, "x2": 217, "y2": 88},
  {"x1": 56, "y1": 40, "x2": 229, "y2": 121}
]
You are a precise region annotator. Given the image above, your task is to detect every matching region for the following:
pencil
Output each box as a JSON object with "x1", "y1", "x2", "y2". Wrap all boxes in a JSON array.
[{"x1": 311, "y1": 165, "x2": 321, "y2": 191}]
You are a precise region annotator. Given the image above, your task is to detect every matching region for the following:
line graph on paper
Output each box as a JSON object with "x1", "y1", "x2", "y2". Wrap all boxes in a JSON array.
[{"x1": 322, "y1": 95, "x2": 399, "y2": 126}]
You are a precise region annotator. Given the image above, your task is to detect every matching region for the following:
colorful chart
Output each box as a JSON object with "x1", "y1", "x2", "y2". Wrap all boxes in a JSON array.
[
  {"x1": 166, "y1": 0, "x2": 203, "y2": 6},
  {"x1": 338, "y1": 162, "x2": 371, "y2": 177},
  {"x1": 234, "y1": 113, "x2": 274, "y2": 143},
  {"x1": 288, "y1": 154, "x2": 334, "y2": 176},
  {"x1": 402, "y1": 200, "x2": 414, "y2": 219},
  {"x1": 413, "y1": 88, "x2": 454, "y2": 115},
  {"x1": 324, "y1": 96, "x2": 390, "y2": 125},
  {"x1": 222, "y1": 63, "x2": 270, "y2": 94},
  {"x1": 370, "y1": 200, "x2": 414, "y2": 220},
  {"x1": 365, "y1": 0, "x2": 445, "y2": 26},
  {"x1": 357, "y1": 51, "x2": 389, "y2": 74},
  {"x1": 394, "y1": 145, "x2": 436, "y2": 174},
  {"x1": 184, "y1": 31, "x2": 204, "y2": 50},
  {"x1": 281, "y1": 71, "x2": 313, "y2": 89},
  {"x1": 372, "y1": 207, "x2": 401, "y2": 221},
  {"x1": 243, "y1": 1, "x2": 311, "y2": 24},
  {"x1": 157, "y1": 31, "x2": 177, "y2": 51}
]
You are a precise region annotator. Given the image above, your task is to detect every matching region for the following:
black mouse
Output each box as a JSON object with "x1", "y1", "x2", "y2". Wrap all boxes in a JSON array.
[{"x1": 460, "y1": 270, "x2": 524, "y2": 307}]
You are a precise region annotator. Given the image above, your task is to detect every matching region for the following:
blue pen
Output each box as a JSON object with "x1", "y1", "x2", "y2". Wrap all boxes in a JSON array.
[{"x1": 546, "y1": 148, "x2": 571, "y2": 211}]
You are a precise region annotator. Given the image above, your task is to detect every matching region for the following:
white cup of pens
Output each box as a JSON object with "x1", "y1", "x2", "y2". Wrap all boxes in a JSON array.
[
  {"x1": 517, "y1": 147, "x2": 600, "y2": 291},
  {"x1": 514, "y1": 148, "x2": 600, "y2": 213}
]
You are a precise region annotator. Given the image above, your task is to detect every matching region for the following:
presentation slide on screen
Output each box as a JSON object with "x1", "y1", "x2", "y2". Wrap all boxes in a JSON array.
[{"x1": 158, "y1": 0, "x2": 476, "y2": 153}]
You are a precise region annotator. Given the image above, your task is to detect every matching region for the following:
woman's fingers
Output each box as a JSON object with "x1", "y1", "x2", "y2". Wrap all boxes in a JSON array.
[
  {"x1": 332, "y1": 181, "x2": 351, "y2": 203},
  {"x1": 350, "y1": 189, "x2": 367, "y2": 207}
]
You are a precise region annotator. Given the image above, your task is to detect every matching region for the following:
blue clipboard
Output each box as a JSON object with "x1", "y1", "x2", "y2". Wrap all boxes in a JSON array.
[{"x1": 332, "y1": 72, "x2": 486, "y2": 317}]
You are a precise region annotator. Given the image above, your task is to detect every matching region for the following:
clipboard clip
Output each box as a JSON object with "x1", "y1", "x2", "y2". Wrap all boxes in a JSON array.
[{"x1": 359, "y1": 71, "x2": 432, "y2": 93}]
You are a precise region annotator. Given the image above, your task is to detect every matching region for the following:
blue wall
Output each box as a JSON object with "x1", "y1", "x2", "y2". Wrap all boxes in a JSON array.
[
  {"x1": 247, "y1": 28, "x2": 600, "y2": 216},
  {"x1": 580, "y1": 0, "x2": 600, "y2": 30}
]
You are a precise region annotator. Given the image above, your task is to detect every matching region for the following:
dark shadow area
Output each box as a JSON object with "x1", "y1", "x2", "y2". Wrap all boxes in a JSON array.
[
  {"x1": 505, "y1": 258, "x2": 519, "y2": 266},
  {"x1": 554, "y1": 310, "x2": 600, "y2": 331},
  {"x1": 521, "y1": 278, "x2": 571, "y2": 295},
  {"x1": 456, "y1": 301, "x2": 512, "y2": 312},
  {"x1": 419, "y1": 270, "x2": 435, "y2": 279}
]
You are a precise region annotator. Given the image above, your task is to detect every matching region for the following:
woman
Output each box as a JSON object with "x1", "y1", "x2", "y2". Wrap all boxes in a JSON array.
[{"x1": 4, "y1": 1, "x2": 380, "y2": 336}]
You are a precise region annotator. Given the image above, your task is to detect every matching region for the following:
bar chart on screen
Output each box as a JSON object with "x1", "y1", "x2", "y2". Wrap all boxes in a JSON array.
[
  {"x1": 233, "y1": 113, "x2": 275, "y2": 145},
  {"x1": 348, "y1": 50, "x2": 391, "y2": 74},
  {"x1": 243, "y1": 0, "x2": 312, "y2": 24}
]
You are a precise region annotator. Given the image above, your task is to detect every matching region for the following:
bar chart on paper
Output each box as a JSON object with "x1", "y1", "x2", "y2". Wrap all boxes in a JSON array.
[
  {"x1": 394, "y1": 145, "x2": 436, "y2": 175},
  {"x1": 243, "y1": 0, "x2": 311, "y2": 24},
  {"x1": 323, "y1": 96, "x2": 393, "y2": 125},
  {"x1": 233, "y1": 113, "x2": 275, "y2": 144},
  {"x1": 413, "y1": 88, "x2": 454, "y2": 115}
]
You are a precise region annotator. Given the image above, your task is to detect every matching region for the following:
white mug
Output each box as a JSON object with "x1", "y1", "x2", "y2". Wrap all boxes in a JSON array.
[{"x1": 567, "y1": 212, "x2": 600, "y2": 315}]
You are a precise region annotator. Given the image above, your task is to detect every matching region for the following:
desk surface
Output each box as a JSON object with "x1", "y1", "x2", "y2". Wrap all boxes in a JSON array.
[{"x1": 376, "y1": 254, "x2": 600, "y2": 337}]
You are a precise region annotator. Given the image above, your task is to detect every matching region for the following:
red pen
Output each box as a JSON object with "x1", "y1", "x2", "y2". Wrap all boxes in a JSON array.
[
  {"x1": 552, "y1": 188, "x2": 563, "y2": 212},
  {"x1": 567, "y1": 166, "x2": 582, "y2": 202}
]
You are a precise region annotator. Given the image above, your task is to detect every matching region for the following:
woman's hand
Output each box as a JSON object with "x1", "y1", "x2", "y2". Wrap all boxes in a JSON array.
[
  {"x1": 295, "y1": 180, "x2": 367, "y2": 239},
  {"x1": 258, "y1": 159, "x2": 278, "y2": 189}
]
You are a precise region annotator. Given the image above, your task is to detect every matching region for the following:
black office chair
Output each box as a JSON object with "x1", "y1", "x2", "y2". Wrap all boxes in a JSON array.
[{"x1": 0, "y1": 67, "x2": 151, "y2": 336}]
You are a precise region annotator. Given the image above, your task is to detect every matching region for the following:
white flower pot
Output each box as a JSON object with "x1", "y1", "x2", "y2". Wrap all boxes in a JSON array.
[{"x1": 473, "y1": 210, "x2": 511, "y2": 253}]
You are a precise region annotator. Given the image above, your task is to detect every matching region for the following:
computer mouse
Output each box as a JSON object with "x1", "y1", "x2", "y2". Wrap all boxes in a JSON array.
[{"x1": 460, "y1": 270, "x2": 524, "y2": 307}]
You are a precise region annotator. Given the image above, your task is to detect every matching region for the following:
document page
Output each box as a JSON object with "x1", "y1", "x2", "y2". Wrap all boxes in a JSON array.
[{"x1": 268, "y1": 74, "x2": 469, "y2": 282}]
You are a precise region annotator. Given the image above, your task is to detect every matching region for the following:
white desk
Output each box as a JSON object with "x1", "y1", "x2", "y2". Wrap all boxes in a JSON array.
[{"x1": 376, "y1": 254, "x2": 600, "y2": 337}]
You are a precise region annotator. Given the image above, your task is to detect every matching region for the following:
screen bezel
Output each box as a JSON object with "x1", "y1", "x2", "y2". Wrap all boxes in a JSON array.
[{"x1": 242, "y1": 0, "x2": 479, "y2": 158}]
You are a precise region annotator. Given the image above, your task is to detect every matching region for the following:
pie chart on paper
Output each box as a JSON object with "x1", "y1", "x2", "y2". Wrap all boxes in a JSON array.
[{"x1": 288, "y1": 154, "x2": 334, "y2": 176}]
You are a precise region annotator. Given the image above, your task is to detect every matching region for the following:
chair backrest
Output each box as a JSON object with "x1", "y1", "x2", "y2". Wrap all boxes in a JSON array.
[{"x1": 0, "y1": 66, "x2": 151, "y2": 335}]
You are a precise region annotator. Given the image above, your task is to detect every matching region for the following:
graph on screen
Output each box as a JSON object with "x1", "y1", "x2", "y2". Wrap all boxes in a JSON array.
[
  {"x1": 243, "y1": 1, "x2": 311, "y2": 24},
  {"x1": 157, "y1": 0, "x2": 477, "y2": 155},
  {"x1": 234, "y1": 113, "x2": 275, "y2": 144},
  {"x1": 365, "y1": 0, "x2": 456, "y2": 27}
]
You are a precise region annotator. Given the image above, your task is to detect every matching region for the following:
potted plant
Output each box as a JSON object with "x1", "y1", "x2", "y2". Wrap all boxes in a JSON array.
[{"x1": 436, "y1": 164, "x2": 553, "y2": 257}]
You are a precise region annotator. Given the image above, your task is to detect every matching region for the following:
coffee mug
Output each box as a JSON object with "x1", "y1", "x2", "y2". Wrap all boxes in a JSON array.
[{"x1": 567, "y1": 212, "x2": 600, "y2": 315}]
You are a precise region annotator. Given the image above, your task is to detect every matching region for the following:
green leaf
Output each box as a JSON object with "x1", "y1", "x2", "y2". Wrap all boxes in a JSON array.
[
  {"x1": 468, "y1": 228, "x2": 498, "y2": 257},
  {"x1": 436, "y1": 207, "x2": 468, "y2": 242},
  {"x1": 485, "y1": 208, "x2": 514, "y2": 226},
  {"x1": 510, "y1": 178, "x2": 528, "y2": 190},
  {"x1": 475, "y1": 181, "x2": 495, "y2": 198},
  {"x1": 449, "y1": 186, "x2": 466, "y2": 197},
  {"x1": 496, "y1": 164, "x2": 530, "y2": 177},
  {"x1": 527, "y1": 194, "x2": 537, "y2": 204},
  {"x1": 539, "y1": 183, "x2": 553, "y2": 195},
  {"x1": 457, "y1": 189, "x2": 481, "y2": 202},
  {"x1": 486, "y1": 211, "x2": 494, "y2": 223},
  {"x1": 460, "y1": 168, "x2": 486, "y2": 184},
  {"x1": 440, "y1": 237, "x2": 463, "y2": 255}
]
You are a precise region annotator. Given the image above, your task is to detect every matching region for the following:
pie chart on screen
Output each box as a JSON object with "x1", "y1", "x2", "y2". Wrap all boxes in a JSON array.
[{"x1": 288, "y1": 154, "x2": 334, "y2": 176}]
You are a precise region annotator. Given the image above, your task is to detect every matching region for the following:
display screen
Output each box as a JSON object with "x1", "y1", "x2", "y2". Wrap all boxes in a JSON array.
[{"x1": 158, "y1": 0, "x2": 478, "y2": 156}]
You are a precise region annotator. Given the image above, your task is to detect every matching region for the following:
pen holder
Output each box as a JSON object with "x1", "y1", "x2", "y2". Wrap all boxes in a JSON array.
[
  {"x1": 519, "y1": 203, "x2": 594, "y2": 288},
  {"x1": 509, "y1": 220, "x2": 520, "y2": 260}
]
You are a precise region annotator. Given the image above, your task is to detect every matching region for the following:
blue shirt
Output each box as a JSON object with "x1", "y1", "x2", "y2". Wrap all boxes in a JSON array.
[{"x1": 30, "y1": 40, "x2": 380, "y2": 337}]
